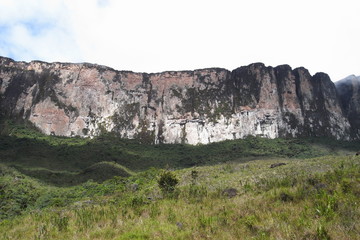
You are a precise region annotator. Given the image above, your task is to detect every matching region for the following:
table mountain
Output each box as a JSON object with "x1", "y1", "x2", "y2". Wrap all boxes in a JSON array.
[{"x1": 0, "y1": 57, "x2": 356, "y2": 144}]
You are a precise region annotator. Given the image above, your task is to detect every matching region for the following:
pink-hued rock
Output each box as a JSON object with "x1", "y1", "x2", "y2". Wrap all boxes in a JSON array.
[
  {"x1": 0, "y1": 56, "x2": 355, "y2": 144},
  {"x1": 29, "y1": 97, "x2": 70, "y2": 136}
]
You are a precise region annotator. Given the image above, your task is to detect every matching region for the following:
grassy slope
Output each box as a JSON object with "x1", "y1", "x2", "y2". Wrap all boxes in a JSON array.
[
  {"x1": 1, "y1": 156, "x2": 359, "y2": 239},
  {"x1": 1, "y1": 119, "x2": 359, "y2": 185},
  {"x1": 1, "y1": 119, "x2": 360, "y2": 239}
]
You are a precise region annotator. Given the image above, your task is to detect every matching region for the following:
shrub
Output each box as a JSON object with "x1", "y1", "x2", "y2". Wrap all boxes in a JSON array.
[
  {"x1": 191, "y1": 170, "x2": 199, "y2": 184},
  {"x1": 157, "y1": 170, "x2": 179, "y2": 195}
]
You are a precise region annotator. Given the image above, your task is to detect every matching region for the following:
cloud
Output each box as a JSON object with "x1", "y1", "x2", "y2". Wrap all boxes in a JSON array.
[
  {"x1": 0, "y1": 0, "x2": 359, "y2": 80},
  {"x1": 0, "y1": 0, "x2": 82, "y2": 62}
]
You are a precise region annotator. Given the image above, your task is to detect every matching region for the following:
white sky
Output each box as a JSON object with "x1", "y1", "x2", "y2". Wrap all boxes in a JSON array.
[{"x1": 0, "y1": 0, "x2": 359, "y2": 81}]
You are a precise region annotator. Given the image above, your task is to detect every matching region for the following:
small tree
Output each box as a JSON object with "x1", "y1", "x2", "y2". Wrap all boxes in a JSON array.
[
  {"x1": 157, "y1": 170, "x2": 179, "y2": 195},
  {"x1": 190, "y1": 170, "x2": 199, "y2": 185}
]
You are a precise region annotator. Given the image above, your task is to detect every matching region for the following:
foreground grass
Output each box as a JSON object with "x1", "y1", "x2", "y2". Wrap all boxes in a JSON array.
[
  {"x1": 1, "y1": 119, "x2": 360, "y2": 238},
  {"x1": 1, "y1": 155, "x2": 359, "y2": 239}
]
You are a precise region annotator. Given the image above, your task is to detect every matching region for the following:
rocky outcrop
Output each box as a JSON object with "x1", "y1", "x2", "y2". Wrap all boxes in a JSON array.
[
  {"x1": 335, "y1": 75, "x2": 360, "y2": 139},
  {"x1": 0, "y1": 56, "x2": 354, "y2": 144}
]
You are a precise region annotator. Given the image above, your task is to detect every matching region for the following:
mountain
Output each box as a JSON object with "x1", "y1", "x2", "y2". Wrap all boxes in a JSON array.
[
  {"x1": 0, "y1": 57, "x2": 357, "y2": 144},
  {"x1": 335, "y1": 75, "x2": 360, "y2": 139}
]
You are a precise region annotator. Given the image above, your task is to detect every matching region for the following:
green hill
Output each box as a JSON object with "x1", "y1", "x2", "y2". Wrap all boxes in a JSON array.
[
  {"x1": 1, "y1": 119, "x2": 358, "y2": 185},
  {"x1": 1, "y1": 155, "x2": 360, "y2": 239},
  {"x1": 0, "y1": 119, "x2": 359, "y2": 239}
]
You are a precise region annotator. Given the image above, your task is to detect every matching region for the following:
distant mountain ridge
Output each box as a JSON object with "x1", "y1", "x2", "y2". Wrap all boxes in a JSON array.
[{"x1": 0, "y1": 56, "x2": 359, "y2": 143}]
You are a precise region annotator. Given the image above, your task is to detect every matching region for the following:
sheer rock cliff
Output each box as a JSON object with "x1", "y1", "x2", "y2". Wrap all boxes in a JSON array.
[
  {"x1": 0, "y1": 57, "x2": 355, "y2": 144},
  {"x1": 336, "y1": 75, "x2": 360, "y2": 139}
]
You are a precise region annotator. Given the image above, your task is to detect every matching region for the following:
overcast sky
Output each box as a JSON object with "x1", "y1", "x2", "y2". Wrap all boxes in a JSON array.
[{"x1": 0, "y1": 0, "x2": 359, "y2": 81}]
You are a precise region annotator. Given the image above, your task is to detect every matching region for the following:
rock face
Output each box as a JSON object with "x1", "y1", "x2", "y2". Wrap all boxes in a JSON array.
[
  {"x1": 335, "y1": 75, "x2": 360, "y2": 139},
  {"x1": 0, "y1": 56, "x2": 355, "y2": 144}
]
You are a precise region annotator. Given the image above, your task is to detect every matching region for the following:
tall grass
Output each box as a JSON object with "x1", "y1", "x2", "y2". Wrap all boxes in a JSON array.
[
  {"x1": 1, "y1": 155, "x2": 359, "y2": 239},
  {"x1": 1, "y1": 119, "x2": 360, "y2": 238}
]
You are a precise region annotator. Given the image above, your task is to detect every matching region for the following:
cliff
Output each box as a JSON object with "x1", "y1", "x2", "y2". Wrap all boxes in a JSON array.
[
  {"x1": 335, "y1": 75, "x2": 360, "y2": 139},
  {"x1": 0, "y1": 57, "x2": 355, "y2": 144}
]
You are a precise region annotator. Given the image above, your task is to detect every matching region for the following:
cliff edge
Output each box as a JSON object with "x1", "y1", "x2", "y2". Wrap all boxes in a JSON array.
[{"x1": 0, "y1": 57, "x2": 355, "y2": 144}]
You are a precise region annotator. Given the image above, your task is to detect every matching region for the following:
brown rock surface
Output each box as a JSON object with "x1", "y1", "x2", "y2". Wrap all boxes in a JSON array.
[{"x1": 0, "y1": 57, "x2": 355, "y2": 144}]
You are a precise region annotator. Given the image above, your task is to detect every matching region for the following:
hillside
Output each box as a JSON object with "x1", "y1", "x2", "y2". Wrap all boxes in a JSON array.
[
  {"x1": 1, "y1": 153, "x2": 359, "y2": 239},
  {"x1": 1, "y1": 120, "x2": 360, "y2": 239},
  {"x1": 1, "y1": 119, "x2": 359, "y2": 185}
]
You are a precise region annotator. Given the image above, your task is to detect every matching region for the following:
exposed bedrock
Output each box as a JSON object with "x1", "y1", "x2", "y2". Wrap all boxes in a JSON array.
[
  {"x1": 336, "y1": 75, "x2": 360, "y2": 139},
  {"x1": 0, "y1": 57, "x2": 355, "y2": 144}
]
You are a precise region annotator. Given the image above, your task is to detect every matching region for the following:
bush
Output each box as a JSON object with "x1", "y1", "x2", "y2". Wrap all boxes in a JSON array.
[{"x1": 157, "y1": 170, "x2": 179, "y2": 195}]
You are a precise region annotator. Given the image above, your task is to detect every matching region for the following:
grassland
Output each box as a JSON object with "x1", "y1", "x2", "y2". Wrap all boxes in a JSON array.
[{"x1": 0, "y1": 119, "x2": 360, "y2": 239}]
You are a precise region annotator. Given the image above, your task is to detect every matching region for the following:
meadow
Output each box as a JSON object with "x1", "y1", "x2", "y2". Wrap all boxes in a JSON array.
[{"x1": 0, "y1": 119, "x2": 359, "y2": 239}]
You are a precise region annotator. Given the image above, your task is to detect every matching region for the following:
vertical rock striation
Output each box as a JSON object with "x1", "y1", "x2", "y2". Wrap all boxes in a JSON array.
[
  {"x1": 335, "y1": 75, "x2": 360, "y2": 139},
  {"x1": 0, "y1": 57, "x2": 354, "y2": 144}
]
